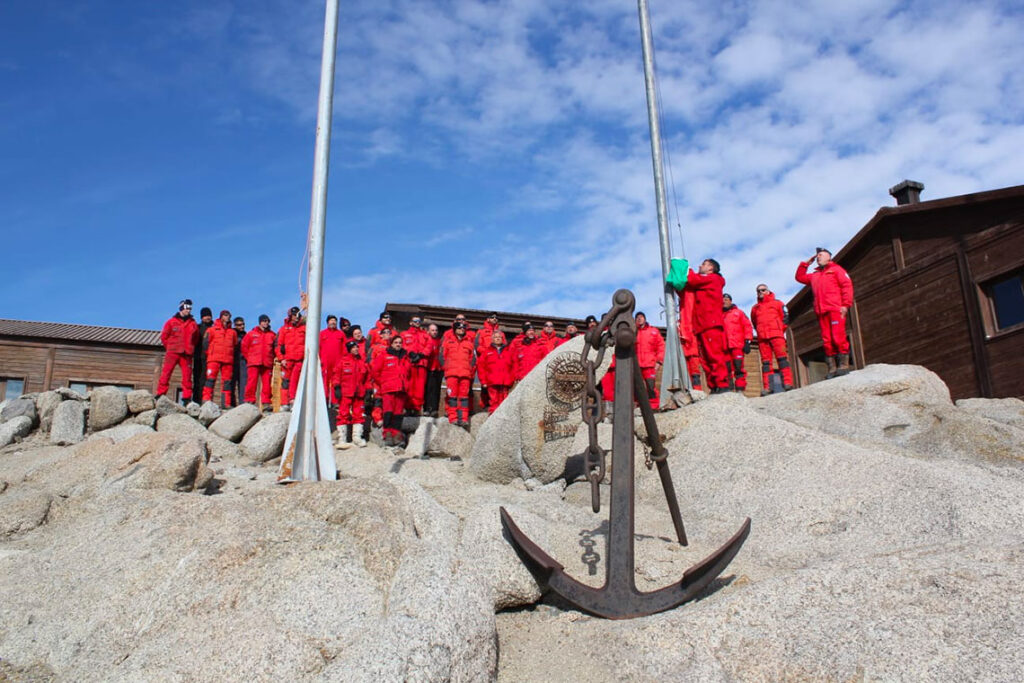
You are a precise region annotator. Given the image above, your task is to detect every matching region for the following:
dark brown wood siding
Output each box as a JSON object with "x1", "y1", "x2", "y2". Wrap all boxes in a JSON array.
[{"x1": 0, "y1": 343, "x2": 52, "y2": 394}]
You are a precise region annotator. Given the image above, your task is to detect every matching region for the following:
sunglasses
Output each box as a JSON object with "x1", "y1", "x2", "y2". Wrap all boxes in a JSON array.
[{"x1": 757, "y1": 288, "x2": 768, "y2": 293}]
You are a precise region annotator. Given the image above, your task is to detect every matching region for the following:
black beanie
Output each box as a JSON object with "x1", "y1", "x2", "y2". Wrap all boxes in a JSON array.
[
  {"x1": 200, "y1": 307, "x2": 212, "y2": 318},
  {"x1": 259, "y1": 314, "x2": 270, "y2": 323}
]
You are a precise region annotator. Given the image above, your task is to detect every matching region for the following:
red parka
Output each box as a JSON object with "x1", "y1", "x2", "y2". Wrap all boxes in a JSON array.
[
  {"x1": 722, "y1": 305, "x2": 754, "y2": 349},
  {"x1": 475, "y1": 321, "x2": 501, "y2": 350},
  {"x1": 204, "y1": 320, "x2": 238, "y2": 364},
  {"x1": 479, "y1": 341, "x2": 513, "y2": 387},
  {"x1": 425, "y1": 334, "x2": 442, "y2": 371},
  {"x1": 441, "y1": 334, "x2": 476, "y2": 379},
  {"x1": 371, "y1": 348, "x2": 411, "y2": 394},
  {"x1": 635, "y1": 323, "x2": 665, "y2": 369},
  {"x1": 400, "y1": 327, "x2": 431, "y2": 367},
  {"x1": 319, "y1": 328, "x2": 346, "y2": 368},
  {"x1": 539, "y1": 331, "x2": 560, "y2": 354},
  {"x1": 795, "y1": 261, "x2": 854, "y2": 314},
  {"x1": 369, "y1": 320, "x2": 393, "y2": 348},
  {"x1": 682, "y1": 269, "x2": 726, "y2": 332},
  {"x1": 242, "y1": 327, "x2": 277, "y2": 367},
  {"x1": 277, "y1": 320, "x2": 306, "y2": 362},
  {"x1": 556, "y1": 332, "x2": 578, "y2": 347},
  {"x1": 161, "y1": 313, "x2": 199, "y2": 355},
  {"x1": 333, "y1": 352, "x2": 369, "y2": 398},
  {"x1": 512, "y1": 338, "x2": 547, "y2": 381},
  {"x1": 750, "y1": 292, "x2": 787, "y2": 340}
]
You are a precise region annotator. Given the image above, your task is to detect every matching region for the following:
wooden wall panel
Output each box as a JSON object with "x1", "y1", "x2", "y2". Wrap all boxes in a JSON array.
[
  {"x1": 0, "y1": 343, "x2": 52, "y2": 393},
  {"x1": 50, "y1": 347, "x2": 161, "y2": 390},
  {"x1": 985, "y1": 329, "x2": 1024, "y2": 399},
  {"x1": 857, "y1": 257, "x2": 979, "y2": 399},
  {"x1": 846, "y1": 239, "x2": 897, "y2": 292},
  {"x1": 966, "y1": 225, "x2": 1024, "y2": 282}
]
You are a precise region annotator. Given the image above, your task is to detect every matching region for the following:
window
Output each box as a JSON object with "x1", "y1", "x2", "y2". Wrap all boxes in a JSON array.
[
  {"x1": 984, "y1": 269, "x2": 1024, "y2": 333},
  {"x1": 1, "y1": 377, "x2": 25, "y2": 401},
  {"x1": 67, "y1": 381, "x2": 134, "y2": 396}
]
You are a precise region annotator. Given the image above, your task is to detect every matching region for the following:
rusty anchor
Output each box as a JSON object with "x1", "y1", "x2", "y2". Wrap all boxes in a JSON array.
[{"x1": 500, "y1": 289, "x2": 751, "y2": 619}]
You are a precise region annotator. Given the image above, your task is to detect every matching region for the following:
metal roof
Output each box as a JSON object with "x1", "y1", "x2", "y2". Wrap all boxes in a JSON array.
[{"x1": 0, "y1": 319, "x2": 162, "y2": 347}]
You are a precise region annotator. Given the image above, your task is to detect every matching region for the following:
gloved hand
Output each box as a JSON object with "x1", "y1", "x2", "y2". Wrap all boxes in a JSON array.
[
  {"x1": 409, "y1": 351, "x2": 422, "y2": 362},
  {"x1": 743, "y1": 340, "x2": 751, "y2": 355},
  {"x1": 334, "y1": 386, "x2": 342, "y2": 401}
]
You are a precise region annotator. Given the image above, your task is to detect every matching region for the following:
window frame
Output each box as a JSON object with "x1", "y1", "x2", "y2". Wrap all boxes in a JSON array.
[
  {"x1": 979, "y1": 266, "x2": 1024, "y2": 338},
  {"x1": 0, "y1": 377, "x2": 26, "y2": 402}
]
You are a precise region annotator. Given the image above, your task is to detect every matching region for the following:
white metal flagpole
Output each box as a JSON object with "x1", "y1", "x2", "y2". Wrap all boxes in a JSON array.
[
  {"x1": 637, "y1": 0, "x2": 690, "y2": 406},
  {"x1": 278, "y1": 0, "x2": 340, "y2": 483}
]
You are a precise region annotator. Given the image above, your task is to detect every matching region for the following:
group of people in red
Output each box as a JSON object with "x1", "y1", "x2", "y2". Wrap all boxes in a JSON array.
[
  {"x1": 673, "y1": 248, "x2": 854, "y2": 398},
  {"x1": 154, "y1": 247, "x2": 853, "y2": 448}
]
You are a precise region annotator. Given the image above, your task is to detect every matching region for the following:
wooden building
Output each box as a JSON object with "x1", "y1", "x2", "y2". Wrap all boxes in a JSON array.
[
  {"x1": 0, "y1": 319, "x2": 169, "y2": 399},
  {"x1": 786, "y1": 182, "x2": 1024, "y2": 400}
]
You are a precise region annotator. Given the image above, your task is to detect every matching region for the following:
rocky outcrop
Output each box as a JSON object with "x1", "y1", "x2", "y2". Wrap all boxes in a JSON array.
[
  {"x1": 406, "y1": 419, "x2": 473, "y2": 459},
  {"x1": 87, "y1": 386, "x2": 129, "y2": 432},
  {"x1": 35, "y1": 391, "x2": 62, "y2": 432},
  {"x1": 469, "y1": 335, "x2": 611, "y2": 484},
  {"x1": 197, "y1": 401, "x2": 222, "y2": 427}
]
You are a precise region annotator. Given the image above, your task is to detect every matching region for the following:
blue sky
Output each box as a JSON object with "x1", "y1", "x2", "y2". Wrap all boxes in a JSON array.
[{"x1": 2, "y1": 0, "x2": 1022, "y2": 332}]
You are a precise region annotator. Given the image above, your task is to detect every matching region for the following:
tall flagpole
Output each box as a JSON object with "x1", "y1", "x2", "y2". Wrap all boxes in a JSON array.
[
  {"x1": 279, "y1": 0, "x2": 340, "y2": 482},
  {"x1": 637, "y1": 0, "x2": 688, "y2": 405}
]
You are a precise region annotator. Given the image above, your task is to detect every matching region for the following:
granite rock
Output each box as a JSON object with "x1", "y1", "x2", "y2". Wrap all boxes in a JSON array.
[
  {"x1": 49, "y1": 401, "x2": 86, "y2": 445},
  {"x1": 87, "y1": 386, "x2": 129, "y2": 432},
  {"x1": 209, "y1": 403, "x2": 261, "y2": 442},
  {"x1": 125, "y1": 390, "x2": 155, "y2": 414}
]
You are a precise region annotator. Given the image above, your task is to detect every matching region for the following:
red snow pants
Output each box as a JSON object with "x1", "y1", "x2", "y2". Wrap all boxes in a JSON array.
[
  {"x1": 158, "y1": 351, "x2": 193, "y2": 399},
  {"x1": 696, "y1": 327, "x2": 728, "y2": 390},
  {"x1": 245, "y1": 365, "x2": 272, "y2": 404},
  {"x1": 203, "y1": 360, "x2": 233, "y2": 405},
  {"x1": 445, "y1": 376, "x2": 471, "y2": 423},
  {"x1": 817, "y1": 311, "x2": 849, "y2": 356},
  {"x1": 757, "y1": 337, "x2": 793, "y2": 391}
]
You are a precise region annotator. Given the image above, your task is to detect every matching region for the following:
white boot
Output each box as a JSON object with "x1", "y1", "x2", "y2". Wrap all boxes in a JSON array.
[
  {"x1": 353, "y1": 425, "x2": 367, "y2": 447},
  {"x1": 336, "y1": 425, "x2": 354, "y2": 450}
]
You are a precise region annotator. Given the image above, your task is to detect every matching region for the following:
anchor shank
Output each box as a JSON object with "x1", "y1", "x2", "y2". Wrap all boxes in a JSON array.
[{"x1": 607, "y1": 330, "x2": 638, "y2": 596}]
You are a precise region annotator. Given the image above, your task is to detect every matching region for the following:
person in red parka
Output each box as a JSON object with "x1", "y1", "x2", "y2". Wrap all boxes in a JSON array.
[
  {"x1": 372, "y1": 334, "x2": 412, "y2": 446},
  {"x1": 512, "y1": 322, "x2": 547, "y2": 382},
  {"x1": 241, "y1": 314, "x2": 277, "y2": 409},
  {"x1": 795, "y1": 247, "x2": 854, "y2": 377},
  {"x1": 750, "y1": 284, "x2": 794, "y2": 393},
  {"x1": 556, "y1": 322, "x2": 580, "y2": 346},
  {"x1": 678, "y1": 288, "x2": 704, "y2": 392},
  {"x1": 156, "y1": 299, "x2": 200, "y2": 404},
  {"x1": 539, "y1": 321, "x2": 560, "y2": 354},
  {"x1": 634, "y1": 312, "x2": 665, "y2": 409},
  {"x1": 477, "y1": 330, "x2": 513, "y2": 413},
  {"x1": 440, "y1": 321, "x2": 476, "y2": 426},
  {"x1": 276, "y1": 306, "x2": 306, "y2": 409},
  {"x1": 334, "y1": 340, "x2": 370, "y2": 449},
  {"x1": 368, "y1": 311, "x2": 393, "y2": 348},
  {"x1": 423, "y1": 323, "x2": 444, "y2": 417},
  {"x1": 366, "y1": 326, "x2": 392, "y2": 427},
  {"x1": 722, "y1": 294, "x2": 753, "y2": 392},
  {"x1": 202, "y1": 310, "x2": 238, "y2": 406},
  {"x1": 320, "y1": 315, "x2": 346, "y2": 407},
  {"x1": 474, "y1": 312, "x2": 501, "y2": 411},
  {"x1": 678, "y1": 258, "x2": 729, "y2": 393},
  {"x1": 400, "y1": 316, "x2": 430, "y2": 413}
]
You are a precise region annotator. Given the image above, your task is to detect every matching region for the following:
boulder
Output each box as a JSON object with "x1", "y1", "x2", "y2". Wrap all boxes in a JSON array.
[
  {"x1": 155, "y1": 413, "x2": 241, "y2": 462},
  {"x1": 129, "y1": 409, "x2": 158, "y2": 429},
  {"x1": 87, "y1": 386, "x2": 129, "y2": 432},
  {"x1": 956, "y1": 396, "x2": 1024, "y2": 431},
  {"x1": 208, "y1": 403, "x2": 261, "y2": 442},
  {"x1": 754, "y1": 364, "x2": 1024, "y2": 467},
  {"x1": 0, "y1": 487, "x2": 53, "y2": 539},
  {"x1": 154, "y1": 395, "x2": 186, "y2": 417},
  {"x1": 88, "y1": 423, "x2": 155, "y2": 444},
  {"x1": 197, "y1": 401, "x2": 222, "y2": 427},
  {"x1": 406, "y1": 419, "x2": 473, "y2": 459},
  {"x1": 239, "y1": 412, "x2": 290, "y2": 463},
  {"x1": 186, "y1": 401, "x2": 201, "y2": 418},
  {"x1": 125, "y1": 390, "x2": 155, "y2": 414},
  {"x1": 111, "y1": 432, "x2": 213, "y2": 492},
  {"x1": 54, "y1": 387, "x2": 86, "y2": 401},
  {"x1": 1, "y1": 399, "x2": 38, "y2": 428},
  {"x1": 469, "y1": 335, "x2": 612, "y2": 484},
  {"x1": 50, "y1": 401, "x2": 86, "y2": 446},
  {"x1": 458, "y1": 504, "x2": 544, "y2": 610},
  {"x1": 0, "y1": 416, "x2": 33, "y2": 448},
  {"x1": 470, "y1": 410, "x2": 489, "y2": 438},
  {"x1": 35, "y1": 391, "x2": 63, "y2": 432}
]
